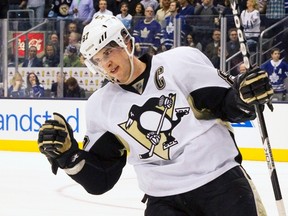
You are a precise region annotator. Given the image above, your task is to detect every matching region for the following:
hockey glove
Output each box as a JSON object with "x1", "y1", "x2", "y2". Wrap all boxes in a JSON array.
[
  {"x1": 38, "y1": 112, "x2": 79, "y2": 174},
  {"x1": 233, "y1": 67, "x2": 273, "y2": 106}
]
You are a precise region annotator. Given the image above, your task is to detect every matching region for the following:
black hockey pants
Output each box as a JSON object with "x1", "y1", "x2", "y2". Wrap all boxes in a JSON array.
[{"x1": 144, "y1": 165, "x2": 266, "y2": 216}]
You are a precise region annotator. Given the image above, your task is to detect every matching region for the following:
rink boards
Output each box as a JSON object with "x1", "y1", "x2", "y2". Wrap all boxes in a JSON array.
[{"x1": 0, "y1": 99, "x2": 287, "y2": 162}]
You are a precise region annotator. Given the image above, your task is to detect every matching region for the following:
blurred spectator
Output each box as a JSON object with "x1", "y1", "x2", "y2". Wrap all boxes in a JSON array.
[
  {"x1": 51, "y1": 72, "x2": 67, "y2": 98},
  {"x1": 210, "y1": 46, "x2": 228, "y2": 69},
  {"x1": 131, "y1": 2, "x2": 145, "y2": 28},
  {"x1": 65, "y1": 77, "x2": 85, "y2": 98},
  {"x1": 93, "y1": 0, "x2": 113, "y2": 17},
  {"x1": 161, "y1": 1, "x2": 182, "y2": 51},
  {"x1": 26, "y1": 72, "x2": 45, "y2": 97},
  {"x1": 140, "y1": 0, "x2": 159, "y2": 11},
  {"x1": 69, "y1": 0, "x2": 95, "y2": 28},
  {"x1": 8, "y1": 72, "x2": 26, "y2": 97},
  {"x1": 264, "y1": 0, "x2": 285, "y2": 47},
  {"x1": 178, "y1": 0, "x2": 195, "y2": 16},
  {"x1": 67, "y1": 21, "x2": 79, "y2": 33},
  {"x1": 7, "y1": 0, "x2": 31, "y2": 30},
  {"x1": 116, "y1": 2, "x2": 133, "y2": 31},
  {"x1": 240, "y1": 0, "x2": 261, "y2": 52},
  {"x1": 48, "y1": 0, "x2": 72, "y2": 19},
  {"x1": 48, "y1": 33, "x2": 60, "y2": 56},
  {"x1": 155, "y1": 0, "x2": 171, "y2": 28},
  {"x1": 8, "y1": 54, "x2": 16, "y2": 67},
  {"x1": 42, "y1": 43, "x2": 60, "y2": 67},
  {"x1": 94, "y1": 0, "x2": 118, "y2": 15},
  {"x1": 63, "y1": 21, "x2": 80, "y2": 49},
  {"x1": 226, "y1": 28, "x2": 242, "y2": 76},
  {"x1": 260, "y1": 48, "x2": 288, "y2": 101},
  {"x1": 133, "y1": 6, "x2": 162, "y2": 57},
  {"x1": 22, "y1": 46, "x2": 43, "y2": 67},
  {"x1": 204, "y1": 29, "x2": 221, "y2": 61},
  {"x1": 185, "y1": 32, "x2": 202, "y2": 51},
  {"x1": 194, "y1": 0, "x2": 219, "y2": 49},
  {"x1": 178, "y1": 0, "x2": 195, "y2": 38},
  {"x1": 220, "y1": 0, "x2": 235, "y2": 31},
  {"x1": 238, "y1": 63, "x2": 247, "y2": 74},
  {"x1": 22, "y1": 0, "x2": 45, "y2": 27},
  {"x1": 62, "y1": 45, "x2": 83, "y2": 67},
  {"x1": 125, "y1": 0, "x2": 141, "y2": 15},
  {"x1": 64, "y1": 32, "x2": 81, "y2": 56}
]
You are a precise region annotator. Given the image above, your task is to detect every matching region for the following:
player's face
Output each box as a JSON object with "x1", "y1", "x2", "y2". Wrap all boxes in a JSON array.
[{"x1": 91, "y1": 44, "x2": 131, "y2": 83}]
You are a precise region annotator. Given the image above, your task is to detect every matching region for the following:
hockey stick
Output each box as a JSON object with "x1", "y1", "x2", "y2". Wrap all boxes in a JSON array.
[
  {"x1": 139, "y1": 95, "x2": 172, "y2": 159},
  {"x1": 225, "y1": 1, "x2": 286, "y2": 215}
]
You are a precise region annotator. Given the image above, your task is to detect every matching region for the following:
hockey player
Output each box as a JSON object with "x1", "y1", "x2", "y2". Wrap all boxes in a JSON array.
[{"x1": 38, "y1": 15, "x2": 273, "y2": 215}]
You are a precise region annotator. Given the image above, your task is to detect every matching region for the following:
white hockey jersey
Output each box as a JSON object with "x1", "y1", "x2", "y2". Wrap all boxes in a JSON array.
[{"x1": 84, "y1": 47, "x2": 241, "y2": 196}]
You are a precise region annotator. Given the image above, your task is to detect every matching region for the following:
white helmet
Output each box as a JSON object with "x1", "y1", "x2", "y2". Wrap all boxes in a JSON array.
[{"x1": 80, "y1": 15, "x2": 135, "y2": 84}]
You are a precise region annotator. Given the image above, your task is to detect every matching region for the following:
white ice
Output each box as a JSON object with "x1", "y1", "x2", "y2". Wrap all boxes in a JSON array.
[{"x1": 0, "y1": 151, "x2": 287, "y2": 216}]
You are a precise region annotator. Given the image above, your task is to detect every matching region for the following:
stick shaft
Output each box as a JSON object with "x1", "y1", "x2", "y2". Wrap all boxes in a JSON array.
[{"x1": 228, "y1": 1, "x2": 286, "y2": 215}]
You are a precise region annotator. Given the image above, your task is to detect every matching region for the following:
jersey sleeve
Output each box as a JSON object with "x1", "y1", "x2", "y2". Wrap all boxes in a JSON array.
[
  {"x1": 157, "y1": 47, "x2": 256, "y2": 122},
  {"x1": 65, "y1": 132, "x2": 127, "y2": 195},
  {"x1": 62, "y1": 91, "x2": 127, "y2": 195}
]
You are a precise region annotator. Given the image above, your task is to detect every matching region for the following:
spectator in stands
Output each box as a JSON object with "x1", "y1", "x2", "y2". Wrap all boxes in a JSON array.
[
  {"x1": 67, "y1": 21, "x2": 79, "y2": 33},
  {"x1": 48, "y1": 33, "x2": 60, "y2": 56},
  {"x1": 210, "y1": 46, "x2": 228, "y2": 69},
  {"x1": 8, "y1": 54, "x2": 16, "y2": 67},
  {"x1": 26, "y1": 72, "x2": 45, "y2": 97},
  {"x1": 220, "y1": 0, "x2": 235, "y2": 31},
  {"x1": 42, "y1": 43, "x2": 60, "y2": 67},
  {"x1": 48, "y1": 0, "x2": 72, "y2": 19},
  {"x1": 133, "y1": 6, "x2": 162, "y2": 57},
  {"x1": 8, "y1": 72, "x2": 26, "y2": 97},
  {"x1": 93, "y1": 0, "x2": 118, "y2": 15},
  {"x1": 65, "y1": 77, "x2": 86, "y2": 98},
  {"x1": 240, "y1": 0, "x2": 261, "y2": 52},
  {"x1": 238, "y1": 63, "x2": 247, "y2": 74},
  {"x1": 64, "y1": 32, "x2": 81, "y2": 56},
  {"x1": 63, "y1": 21, "x2": 80, "y2": 49},
  {"x1": 178, "y1": 0, "x2": 194, "y2": 16},
  {"x1": 155, "y1": 0, "x2": 171, "y2": 28},
  {"x1": 264, "y1": 0, "x2": 285, "y2": 37},
  {"x1": 116, "y1": 2, "x2": 133, "y2": 31},
  {"x1": 22, "y1": 46, "x2": 43, "y2": 67},
  {"x1": 178, "y1": 0, "x2": 195, "y2": 38},
  {"x1": 131, "y1": 2, "x2": 145, "y2": 28},
  {"x1": 69, "y1": 0, "x2": 95, "y2": 29},
  {"x1": 161, "y1": 1, "x2": 182, "y2": 51},
  {"x1": 260, "y1": 48, "x2": 288, "y2": 101},
  {"x1": 93, "y1": 0, "x2": 113, "y2": 17},
  {"x1": 140, "y1": 0, "x2": 159, "y2": 11},
  {"x1": 62, "y1": 45, "x2": 83, "y2": 67},
  {"x1": 194, "y1": 0, "x2": 219, "y2": 49},
  {"x1": 51, "y1": 72, "x2": 67, "y2": 98},
  {"x1": 185, "y1": 32, "x2": 202, "y2": 51},
  {"x1": 22, "y1": 0, "x2": 45, "y2": 27},
  {"x1": 226, "y1": 28, "x2": 242, "y2": 76},
  {"x1": 204, "y1": 29, "x2": 221, "y2": 61}
]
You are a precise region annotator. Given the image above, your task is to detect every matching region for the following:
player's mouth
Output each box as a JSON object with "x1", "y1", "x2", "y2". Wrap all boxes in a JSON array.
[{"x1": 109, "y1": 66, "x2": 119, "y2": 74}]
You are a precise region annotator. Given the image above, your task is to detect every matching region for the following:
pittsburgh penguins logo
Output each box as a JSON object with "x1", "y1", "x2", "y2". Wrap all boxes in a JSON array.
[{"x1": 118, "y1": 94, "x2": 190, "y2": 160}]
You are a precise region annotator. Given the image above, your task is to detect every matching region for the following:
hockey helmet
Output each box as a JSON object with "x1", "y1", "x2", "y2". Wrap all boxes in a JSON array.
[{"x1": 80, "y1": 15, "x2": 135, "y2": 83}]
